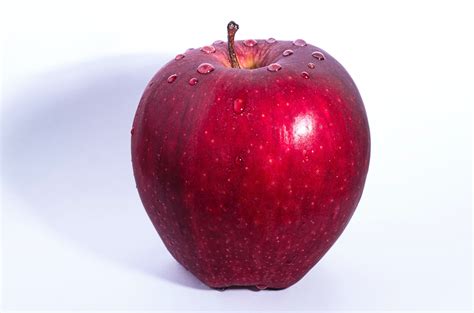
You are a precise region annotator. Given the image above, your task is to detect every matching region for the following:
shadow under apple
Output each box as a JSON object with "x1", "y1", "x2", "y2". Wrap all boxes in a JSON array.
[{"x1": 1, "y1": 53, "x2": 207, "y2": 290}]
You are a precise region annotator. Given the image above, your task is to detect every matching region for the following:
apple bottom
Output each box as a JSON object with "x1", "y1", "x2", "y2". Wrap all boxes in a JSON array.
[
  {"x1": 177, "y1": 252, "x2": 328, "y2": 290},
  {"x1": 145, "y1": 196, "x2": 355, "y2": 290}
]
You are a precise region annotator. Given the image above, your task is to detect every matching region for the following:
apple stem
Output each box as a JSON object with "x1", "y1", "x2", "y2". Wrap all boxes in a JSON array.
[{"x1": 227, "y1": 21, "x2": 241, "y2": 69}]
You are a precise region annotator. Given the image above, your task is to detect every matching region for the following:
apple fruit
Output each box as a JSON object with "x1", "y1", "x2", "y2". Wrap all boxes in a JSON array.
[{"x1": 131, "y1": 21, "x2": 370, "y2": 289}]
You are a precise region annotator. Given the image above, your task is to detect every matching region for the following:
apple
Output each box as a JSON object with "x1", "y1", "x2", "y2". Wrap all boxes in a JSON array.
[{"x1": 131, "y1": 21, "x2": 370, "y2": 289}]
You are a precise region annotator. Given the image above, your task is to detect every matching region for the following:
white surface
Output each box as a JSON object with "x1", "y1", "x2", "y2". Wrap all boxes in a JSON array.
[{"x1": 1, "y1": 0, "x2": 472, "y2": 311}]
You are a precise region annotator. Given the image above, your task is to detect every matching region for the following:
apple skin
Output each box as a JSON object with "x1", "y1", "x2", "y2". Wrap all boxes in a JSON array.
[{"x1": 131, "y1": 39, "x2": 370, "y2": 289}]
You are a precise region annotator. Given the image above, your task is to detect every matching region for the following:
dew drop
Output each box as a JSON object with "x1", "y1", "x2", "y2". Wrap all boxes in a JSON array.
[
  {"x1": 267, "y1": 63, "x2": 282, "y2": 72},
  {"x1": 167, "y1": 74, "x2": 177, "y2": 83},
  {"x1": 200, "y1": 45, "x2": 216, "y2": 54},
  {"x1": 175, "y1": 54, "x2": 185, "y2": 60},
  {"x1": 213, "y1": 40, "x2": 224, "y2": 45},
  {"x1": 243, "y1": 39, "x2": 257, "y2": 47},
  {"x1": 186, "y1": 47, "x2": 194, "y2": 52},
  {"x1": 312, "y1": 51, "x2": 325, "y2": 60},
  {"x1": 235, "y1": 155, "x2": 244, "y2": 165},
  {"x1": 301, "y1": 71, "x2": 310, "y2": 79},
  {"x1": 307, "y1": 62, "x2": 316, "y2": 69},
  {"x1": 148, "y1": 81, "x2": 154, "y2": 87},
  {"x1": 188, "y1": 77, "x2": 198, "y2": 86},
  {"x1": 282, "y1": 49, "x2": 294, "y2": 56},
  {"x1": 233, "y1": 98, "x2": 246, "y2": 114},
  {"x1": 197, "y1": 63, "x2": 215, "y2": 74},
  {"x1": 256, "y1": 284, "x2": 268, "y2": 290},
  {"x1": 293, "y1": 39, "x2": 307, "y2": 47},
  {"x1": 266, "y1": 38, "x2": 277, "y2": 44},
  {"x1": 130, "y1": 127, "x2": 135, "y2": 135}
]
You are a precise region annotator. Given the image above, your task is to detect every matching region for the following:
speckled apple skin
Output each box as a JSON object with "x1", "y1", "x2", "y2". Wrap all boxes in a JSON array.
[{"x1": 131, "y1": 40, "x2": 370, "y2": 289}]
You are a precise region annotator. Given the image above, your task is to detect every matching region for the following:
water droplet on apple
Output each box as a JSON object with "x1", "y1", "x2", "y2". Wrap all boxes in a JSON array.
[
  {"x1": 175, "y1": 54, "x2": 185, "y2": 60},
  {"x1": 256, "y1": 284, "x2": 268, "y2": 290},
  {"x1": 200, "y1": 45, "x2": 216, "y2": 54},
  {"x1": 130, "y1": 127, "x2": 135, "y2": 135},
  {"x1": 235, "y1": 155, "x2": 244, "y2": 165},
  {"x1": 312, "y1": 51, "x2": 325, "y2": 60},
  {"x1": 167, "y1": 74, "x2": 178, "y2": 83},
  {"x1": 243, "y1": 39, "x2": 257, "y2": 47},
  {"x1": 188, "y1": 77, "x2": 198, "y2": 86},
  {"x1": 233, "y1": 98, "x2": 245, "y2": 114},
  {"x1": 213, "y1": 40, "x2": 224, "y2": 45},
  {"x1": 301, "y1": 71, "x2": 310, "y2": 79},
  {"x1": 293, "y1": 39, "x2": 307, "y2": 46},
  {"x1": 307, "y1": 62, "x2": 316, "y2": 69},
  {"x1": 197, "y1": 63, "x2": 215, "y2": 74},
  {"x1": 267, "y1": 63, "x2": 282, "y2": 72},
  {"x1": 266, "y1": 38, "x2": 277, "y2": 44},
  {"x1": 186, "y1": 48, "x2": 194, "y2": 52},
  {"x1": 282, "y1": 49, "x2": 294, "y2": 56}
]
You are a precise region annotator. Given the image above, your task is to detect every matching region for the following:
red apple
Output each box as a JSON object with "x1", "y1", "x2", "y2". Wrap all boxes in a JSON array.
[{"x1": 131, "y1": 22, "x2": 370, "y2": 289}]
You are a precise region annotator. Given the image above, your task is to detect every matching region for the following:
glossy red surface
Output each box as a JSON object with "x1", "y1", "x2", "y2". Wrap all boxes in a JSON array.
[{"x1": 131, "y1": 39, "x2": 370, "y2": 289}]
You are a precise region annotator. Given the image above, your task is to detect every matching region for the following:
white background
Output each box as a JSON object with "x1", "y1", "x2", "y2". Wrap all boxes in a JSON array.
[{"x1": 1, "y1": 0, "x2": 472, "y2": 311}]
